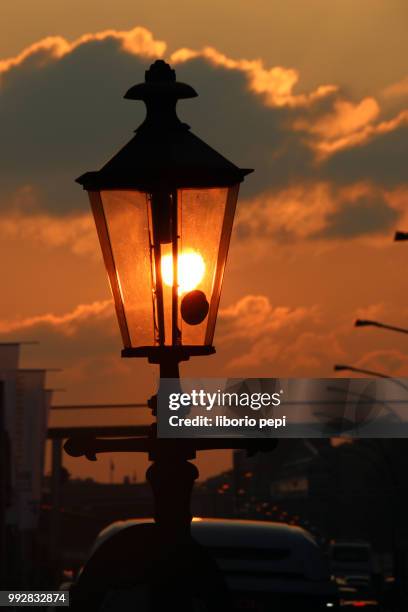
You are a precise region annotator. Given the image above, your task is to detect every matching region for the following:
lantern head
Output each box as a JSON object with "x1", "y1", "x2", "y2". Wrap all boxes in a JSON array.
[{"x1": 77, "y1": 60, "x2": 252, "y2": 360}]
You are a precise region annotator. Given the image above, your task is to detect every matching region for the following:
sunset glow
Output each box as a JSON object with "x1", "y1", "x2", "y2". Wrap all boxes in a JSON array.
[{"x1": 2, "y1": 10, "x2": 408, "y2": 486}]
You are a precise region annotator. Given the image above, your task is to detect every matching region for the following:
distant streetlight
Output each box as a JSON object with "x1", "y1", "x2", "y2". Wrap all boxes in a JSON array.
[
  {"x1": 334, "y1": 364, "x2": 408, "y2": 391},
  {"x1": 334, "y1": 364, "x2": 390, "y2": 378},
  {"x1": 355, "y1": 319, "x2": 408, "y2": 335},
  {"x1": 394, "y1": 231, "x2": 408, "y2": 241}
]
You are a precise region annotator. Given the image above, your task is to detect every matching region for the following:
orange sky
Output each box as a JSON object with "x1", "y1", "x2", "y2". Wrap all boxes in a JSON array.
[{"x1": 1, "y1": 4, "x2": 408, "y2": 482}]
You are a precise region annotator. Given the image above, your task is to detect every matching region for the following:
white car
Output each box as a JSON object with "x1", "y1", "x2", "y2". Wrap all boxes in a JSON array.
[{"x1": 70, "y1": 518, "x2": 339, "y2": 610}]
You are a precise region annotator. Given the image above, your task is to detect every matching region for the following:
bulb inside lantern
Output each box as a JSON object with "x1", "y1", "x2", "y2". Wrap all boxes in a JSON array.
[{"x1": 161, "y1": 251, "x2": 205, "y2": 294}]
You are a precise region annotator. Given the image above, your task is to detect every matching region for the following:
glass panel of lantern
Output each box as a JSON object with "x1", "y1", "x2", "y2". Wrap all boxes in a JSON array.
[{"x1": 88, "y1": 184, "x2": 240, "y2": 349}]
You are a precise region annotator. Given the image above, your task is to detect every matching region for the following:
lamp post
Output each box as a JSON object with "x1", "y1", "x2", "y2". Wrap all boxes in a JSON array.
[
  {"x1": 334, "y1": 363, "x2": 391, "y2": 378},
  {"x1": 394, "y1": 231, "x2": 408, "y2": 241},
  {"x1": 355, "y1": 319, "x2": 408, "y2": 335},
  {"x1": 333, "y1": 364, "x2": 408, "y2": 391},
  {"x1": 65, "y1": 60, "x2": 274, "y2": 553}
]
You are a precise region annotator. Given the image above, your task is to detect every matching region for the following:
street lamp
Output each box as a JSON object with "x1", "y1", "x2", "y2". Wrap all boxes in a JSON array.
[
  {"x1": 76, "y1": 59, "x2": 251, "y2": 376},
  {"x1": 355, "y1": 319, "x2": 408, "y2": 335},
  {"x1": 394, "y1": 231, "x2": 408, "y2": 241},
  {"x1": 334, "y1": 364, "x2": 408, "y2": 391},
  {"x1": 334, "y1": 364, "x2": 391, "y2": 379},
  {"x1": 66, "y1": 60, "x2": 273, "y2": 585}
]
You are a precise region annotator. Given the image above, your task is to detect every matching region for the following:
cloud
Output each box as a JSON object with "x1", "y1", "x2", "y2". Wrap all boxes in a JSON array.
[
  {"x1": 219, "y1": 294, "x2": 318, "y2": 340},
  {"x1": 355, "y1": 303, "x2": 387, "y2": 321},
  {"x1": 0, "y1": 299, "x2": 113, "y2": 335},
  {"x1": 306, "y1": 109, "x2": 408, "y2": 158},
  {"x1": 316, "y1": 193, "x2": 398, "y2": 239},
  {"x1": 215, "y1": 288, "x2": 408, "y2": 377},
  {"x1": 382, "y1": 76, "x2": 408, "y2": 101},
  {"x1": 294, "y1": 97, "x2": 380, "y2": 155},
  {"x1": 322, "y1": 121, "x2": 408, "y2": 188},
  {"x1": 0, "y1": 25, "x2": 405, "y2": 238},
  {"x1": 308, "y1": 98, "x2": 381, "y2": 139},
  {"x1": 0, "y1": 210, "x2": 97, "y2": 256},
  {"x1": 236, "y1": 183, "x2": 334, "y2": 241},
  {"x1": 278, "y1": 330, "x2": 346, "y2": 373},
  {"x1": 2, "y1": 22, "x2": 408, "y2": 488},
  {"x1": 171, "y1": 46, "x2": 337, "y2": 108},
  {"x1": 293, "y1": 90, "x2": 408, "y2": 164},
  {"x1": 0, "y1": 27, "x2": 165, "y2": 75},
  {"x1": 236, "y1": 182, "x2": 402, "y2": 242},
  {"x1": 0, "y1": 295, "x2": 158, "y2": 407},
  {"x1": 355, "y1": 349, "x2": 408, "y2": 377},
  {"x1": 217, "y1": 295, "x2": 326, "y2": 372},
  {"x1": 215, "y1": 293, "x2": 408, "y2": 377},
  {"x1": 0, "y1": 28, "x2": 169, "y2": 217}
]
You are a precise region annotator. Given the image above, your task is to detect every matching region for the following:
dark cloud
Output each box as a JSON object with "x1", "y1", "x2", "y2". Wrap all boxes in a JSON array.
[
  {"x1": 0, "y1": 35, "x2": 326, "y2": 214},
  {"x1": 173, "y1": 57, "x2": 318, "y2": 198},
  {"x1": 323, "y1": 125, "x2": 408, "y2": 188},
  {"x1": 0, "y1": 30, "x2": 407, "y2": 241},
  {"x1": 0, "y1": 38, "x2": 152, "y2": 213},
  {"x1": 315, "y1": 194, "x2": 399, "y2": 239}
]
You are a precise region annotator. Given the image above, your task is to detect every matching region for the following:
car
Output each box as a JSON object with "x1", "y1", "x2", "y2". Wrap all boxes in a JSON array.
[
  {"x1": 329, "y1": 541, "x2": 373, "y2": 578},
  {"x1": 328, "y1": 541, "x2": 380, "y2": 609},
  {"x1": 69, "y1": 518, "x2": 339, "y2": 610},
  {"x1": 334, "y1": 576, "x2": 380, "y2": 610}
]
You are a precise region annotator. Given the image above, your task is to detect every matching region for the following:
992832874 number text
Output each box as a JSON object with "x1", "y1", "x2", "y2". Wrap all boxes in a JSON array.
[{"x1": 0, "y1": 591, "x2": 69, "y2": 607}]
